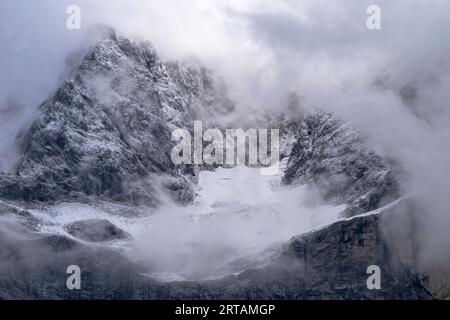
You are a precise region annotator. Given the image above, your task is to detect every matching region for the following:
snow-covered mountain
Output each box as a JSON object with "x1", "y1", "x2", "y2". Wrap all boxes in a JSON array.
[
  {"x1": 0, "y1": 28, "x2": 447, "y2": 299},
  {"x1": 0, "y1": 27, "x2": 233, "y2": 205}
]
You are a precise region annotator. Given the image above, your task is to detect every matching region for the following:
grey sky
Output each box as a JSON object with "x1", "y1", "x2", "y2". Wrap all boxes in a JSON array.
[{"x1": 1, "y1": 0, "x2": 449, "y2": 108}]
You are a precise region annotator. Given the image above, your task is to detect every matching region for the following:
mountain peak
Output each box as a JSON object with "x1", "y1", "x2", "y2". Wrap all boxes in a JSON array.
[{"x1": 0, "y1": 29, "x2": 233, "y2": 204}]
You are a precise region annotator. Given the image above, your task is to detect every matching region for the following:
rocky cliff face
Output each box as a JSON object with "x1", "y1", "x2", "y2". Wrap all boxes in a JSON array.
[
  {"x1": 0, "y1": 28, "x2": 231, "y2": 205},
  {"x1": 283, "y1": 110, "x2": 401, "y2": 217}
]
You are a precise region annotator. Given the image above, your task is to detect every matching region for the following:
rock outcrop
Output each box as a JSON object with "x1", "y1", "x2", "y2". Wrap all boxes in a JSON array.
[
  {"x1": 283, "y1": 110, "x2": 401, "y2": 217},
  {"x1": 64, "y1": 219, "x2": 129, "y2": 242}
]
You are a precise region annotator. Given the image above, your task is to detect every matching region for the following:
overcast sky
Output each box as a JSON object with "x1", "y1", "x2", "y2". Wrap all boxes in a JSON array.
[{"x1": 1, "y1": 0, "x2": 449, "y2": 109}]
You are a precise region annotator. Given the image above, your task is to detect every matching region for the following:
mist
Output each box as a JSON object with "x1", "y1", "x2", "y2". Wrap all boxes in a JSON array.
[
  {"x1": 1, "y1": 0, "x2": 450, "y2": 273},
  {"x1": 131, "y1": 164, "x2": 344, "y2": 281}
]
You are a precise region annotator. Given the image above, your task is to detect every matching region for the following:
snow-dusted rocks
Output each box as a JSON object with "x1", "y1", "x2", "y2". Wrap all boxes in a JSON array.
[
  {"x1": 64, "y1": 219, "x2": 129, "y2": 242},
  {"x1": 0, "y1": 199, "x2": 433, "y2": 299},
  {"x1": 283, "y1": 110, "x2": 401, "y2": 217},
  {"x1": 0, "y1": 28, "x2": 231, "y2": 205}
]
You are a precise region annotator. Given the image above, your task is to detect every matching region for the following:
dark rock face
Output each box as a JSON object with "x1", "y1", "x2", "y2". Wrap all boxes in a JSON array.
[
  {"x1": 0, "y1": 201, "x2": 432, "y2": 299},
  {"x1": 64, "y1": 219, "x2": 129, "y2": 242},
  {"x1": 283, "y1": 110, "x2": 401, "y2": 216},
  {"x1": 0, "y1": 29, "x2": 231, "y2": 205}
]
